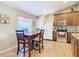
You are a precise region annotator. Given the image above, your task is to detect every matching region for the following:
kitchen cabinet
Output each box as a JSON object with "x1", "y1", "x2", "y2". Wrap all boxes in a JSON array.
[
  {"x1": 71, "y1": 36, "x2": 75, "y2": 56},
  {"x1": 55, "y1": 14, "x2": 62, "y2": 21},
  {"x1": 71, "y1": 33, "x2": 79, "y2": 57},
  {"x1": 61, "y1": 13, "x2": 68, "y2": 20},
  {"x1": 55, "y1": 14, "x2": 66, "y2": 21},
  {"x1": 54, "y1": 14, "x2": 67, "y2": 26},
  {"x1": 66, "y1": 13, "x2": 73, "y2": 26},
  {"x1": 54, "y1": 14, "x2": 63, "y2": 26},
  {"x1": 53, "y1": 31, "x2": 57, "y2": 41},
  {"x1": 54, "y1": 11, "x2": 79, "y2": 26},
  {"x1": 54, "y1": 13, "x2": 72, "y2": 26},
  {"x1": 75, "y1": 40, "x2": 78, "y2": 56},
  {"x1": 73, "y1": 12, "x2": 79, "y2": 26},
  {"x1": 71, "y1": 35, "x2": 78, "y2": 57},
  {"x1": 53, "y1": 16, "x2": 57, "y2": 26},
  {"x1": 67, "y1": 32, "x2": 71, "y2": 43}
]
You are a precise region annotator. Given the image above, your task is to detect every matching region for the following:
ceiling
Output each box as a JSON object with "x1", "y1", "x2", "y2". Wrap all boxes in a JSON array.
[{"x1": 1, "y1": 1, "x2": 79, "y2": 16}]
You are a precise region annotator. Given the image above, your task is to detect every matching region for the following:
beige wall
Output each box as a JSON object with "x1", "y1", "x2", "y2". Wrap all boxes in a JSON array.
[{"x1": 0, "y1": 3, "x2": 36, "y2": 52}]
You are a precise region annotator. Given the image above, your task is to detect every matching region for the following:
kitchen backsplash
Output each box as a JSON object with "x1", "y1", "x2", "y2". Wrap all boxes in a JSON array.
[
  {"x1": 53, "y1": 26, "x2": 79, "y2": 32},
  {"x1": 67, "y1": 26, "x2": 79, "y2": 32}
]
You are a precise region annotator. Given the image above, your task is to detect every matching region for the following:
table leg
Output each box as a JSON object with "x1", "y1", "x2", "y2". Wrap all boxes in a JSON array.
[
  {"x1": 39, "y1": 35, "x2": 41, "y2": 53},
  {"x1": 28, "y1": 37, "x2": 31, "y2": 57}
]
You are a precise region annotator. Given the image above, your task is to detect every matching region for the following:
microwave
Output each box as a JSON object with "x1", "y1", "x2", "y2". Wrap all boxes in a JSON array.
[{"x1": 57, "y1": 20, "x2": 67, "y2": 26}]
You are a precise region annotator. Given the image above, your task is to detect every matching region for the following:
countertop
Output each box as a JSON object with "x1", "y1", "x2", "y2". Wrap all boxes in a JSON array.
[{"x1": 72, "y1": 33, "x2": 79, "y2": 40}]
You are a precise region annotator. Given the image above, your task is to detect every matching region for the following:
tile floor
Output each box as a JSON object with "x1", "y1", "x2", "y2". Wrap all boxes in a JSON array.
[{"x1": 0, "y1": 40, "x2": 73, "y2": 57}]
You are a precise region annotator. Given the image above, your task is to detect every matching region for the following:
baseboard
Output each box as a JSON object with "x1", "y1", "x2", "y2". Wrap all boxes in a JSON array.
[
  {"x1": 0, "y1": 46, "x2": 17, "y2": 54},
  {"x1": 43, "y1": 39, "x2": 53, "y2": 41}
]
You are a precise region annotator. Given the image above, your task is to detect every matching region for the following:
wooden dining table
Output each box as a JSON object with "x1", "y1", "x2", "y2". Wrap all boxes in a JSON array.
[{"x1": 24, "y1": 30, "x2": 41, "y2": 57}]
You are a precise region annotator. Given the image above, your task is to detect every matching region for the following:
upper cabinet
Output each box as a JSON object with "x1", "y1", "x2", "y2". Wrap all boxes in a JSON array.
[
  {"x1": 54, "y1": 14, "x2": 63, "y2": 26},
  {"x1": 53, "y1": 15, "x2": 57, "y2": 26},
  {"x1": 54, "y1": 11, "x2": 79, "y2": 26},
  {"x1": 66, "y1": 13, "x2": 73, "y2": 26},
  {"x1": 73, "y1": 12, "x2": 79, "y2": 26}
]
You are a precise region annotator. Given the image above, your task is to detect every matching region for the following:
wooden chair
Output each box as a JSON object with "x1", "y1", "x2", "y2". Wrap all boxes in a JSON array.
[
  {"x1": 40, "y1": 30, "x2": 44, "y2": 49},
  {"x1": 16, "y1": 29, "x2": 29, "y2": 57},
  {"x1": 33, "y1": 29, "x2": 44, "y2": 53}
]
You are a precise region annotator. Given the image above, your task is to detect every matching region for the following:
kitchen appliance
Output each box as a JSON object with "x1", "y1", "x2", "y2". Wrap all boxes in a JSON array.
[
  {"x1": 57, "y1": 20, "x2": 67, "y2": 26},
  {"x1": 57, "y1": 20, "x2": 67, "y2": 42}
]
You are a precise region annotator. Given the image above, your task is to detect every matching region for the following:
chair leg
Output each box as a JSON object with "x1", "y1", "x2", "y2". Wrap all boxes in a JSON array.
[
  {"x1": 38, "y1": 41, "x2": 41, "y2": 53},
  {"x1": 23, "y1": 43, "x2": 25, "y2": 57},
  {"x1": 17, "y1": 43, "x2": 19, "y2": 55},
  {"x1": 32, "y1": 40, "x2": 34, "y2": 49},
  {"x1": 42, "y1": 40, "x2": 44, "y2": 49},
  {"x1": 36, "y1": 42, "x2": 38, "y2": 47}
]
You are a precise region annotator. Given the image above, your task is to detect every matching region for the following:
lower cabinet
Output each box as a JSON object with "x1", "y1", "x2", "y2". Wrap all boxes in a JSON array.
[
  {"x1": 71, "y1": 35, "x2": 79, "y2": 57},
  {"x1": 78, "y1": 42, "x2": 79, "y2": 56},
  {"x1": 53, "y1": 32, "x2": 57, "y2": 41},
  {"x1": 67, "y1": 32, "x2": 71, "y2": 43}
]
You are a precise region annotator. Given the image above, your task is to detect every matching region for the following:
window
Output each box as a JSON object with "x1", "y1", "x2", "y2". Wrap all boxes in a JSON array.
[{"x1": 17, "y1": 16, "x2": 33, "y2": 32}]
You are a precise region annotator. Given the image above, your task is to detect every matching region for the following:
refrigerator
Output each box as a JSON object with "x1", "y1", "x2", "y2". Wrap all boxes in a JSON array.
[
  {"x1": 36, "y1": 15, "x2": 53, "y2": 40},
  {"x1": 43, "y1": 22, "x2": 53, "y2": 40}
]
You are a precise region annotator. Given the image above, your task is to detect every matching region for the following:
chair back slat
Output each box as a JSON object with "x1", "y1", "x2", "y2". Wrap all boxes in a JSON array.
[
  {"x1": 16, "y1": 30, "x2": 24, "y2": 41},
  {"x1": 40, "y1": 30, "x2": 44, "y2": 39},
  {"x1": 36, "y1": 29, "x2": 44, "y2": 39}
]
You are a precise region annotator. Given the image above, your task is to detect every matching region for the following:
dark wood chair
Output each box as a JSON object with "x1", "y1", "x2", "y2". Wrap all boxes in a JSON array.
[
  {"x1": 40, "y1": 30, "x2": 44, "y2": 49},
  {"x1": 33, "y1": 29, "x2": 44, "y2": 53},
  {"x1": 16, "y1": 29, "x2": 29, "y2": 57}
]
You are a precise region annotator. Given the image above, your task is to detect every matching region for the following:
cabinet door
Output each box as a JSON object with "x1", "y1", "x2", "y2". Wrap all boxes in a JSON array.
[
  {"x1": 53, "y1": 16, "x2": 57, "y2": 26},
  {"x1": 71, "y1": 36, "x2": 79, "y2": 57},
  {"x1": 67, "y1": 32, "x2": 71, "y2": 43},
  {"x1": 73, "y1": 12, "x2": 79, "y2": 26},
  {"x1": 53, "y1": 32, "x2": 57, "y2": 41},
  {"x1": 62, "y1": 13, "x2": 67, "y2": 20},
  {"x1": 77, "y1": 41, "x2": 79, "y2": 56},
  {"x1": 54, "y1": 14, "x2": 62, "y2": 26},
  {"x1": 66, "y1": 13, "x2": 73, "y2": 26},
  {"x1": 57, "y1": 14, "x2": 62, "y2": 21},
  {"x1": 71, "y1": 38, "x2": 75, "y2": 56},
  {"x1": 71, "y1": 36, "x2": 76, "y2": 56},
  {"x1": 74, "y1": 39, "x2": 78, "y2": 57}
]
